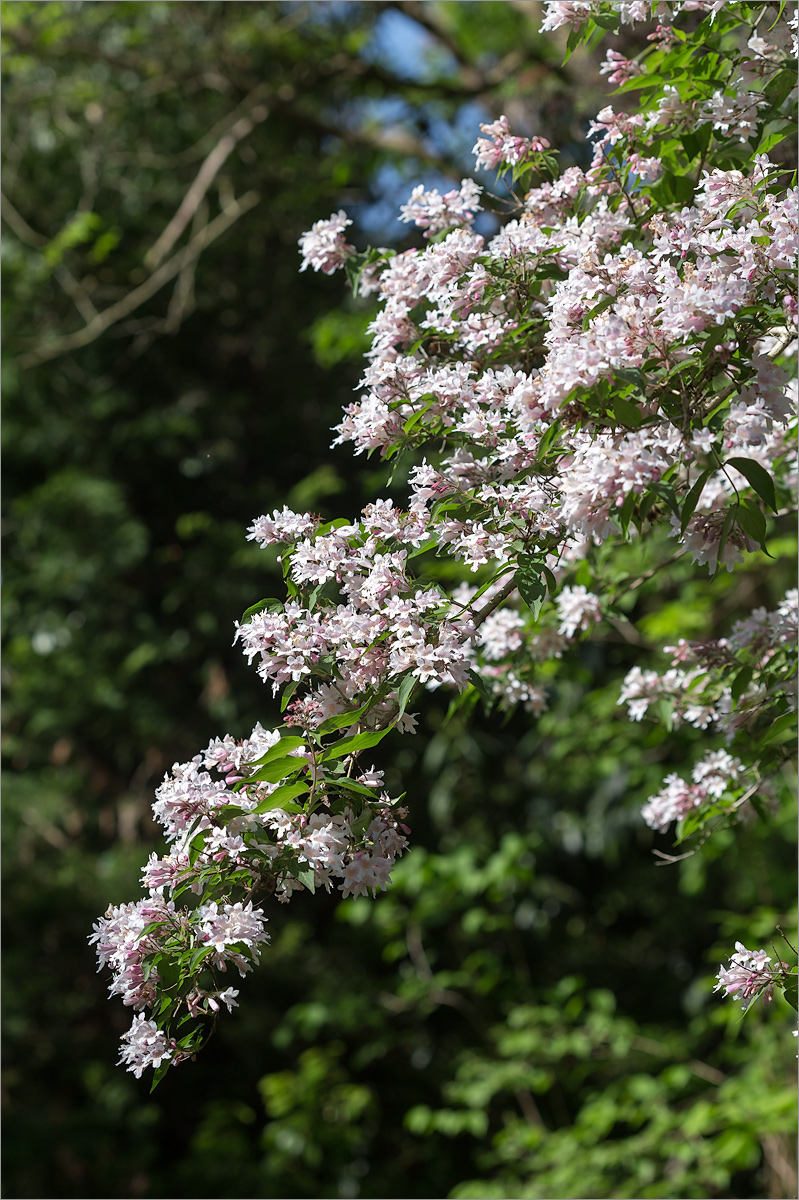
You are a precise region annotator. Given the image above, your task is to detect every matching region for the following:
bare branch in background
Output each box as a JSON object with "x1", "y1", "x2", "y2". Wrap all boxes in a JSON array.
[
  {"x1": 164, "y1": 200, "x2": 208, "y2": 334},
  {"x1": 143, "y1": 87, "x2": 270, "y2": 270},
  {"x1": 14, "y1": 190, "x2": 261, "y2": 370},
  {"x1": 1, "y1": 192, "x2": 99, "y2": 323}
]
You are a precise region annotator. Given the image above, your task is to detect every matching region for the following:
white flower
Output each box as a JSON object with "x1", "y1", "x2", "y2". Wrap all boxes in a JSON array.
[
  {"x1": 118, "y1": 1015, "x2": 173, "y2": 1078},
  {"x1": 556, "y1": 586, "x2": 602, "y2": 638},
  {"x1": 298, "y1": 210, "x2": 355, "y2": 274}
]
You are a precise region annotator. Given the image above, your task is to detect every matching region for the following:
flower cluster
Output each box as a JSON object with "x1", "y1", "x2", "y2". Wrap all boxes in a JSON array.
[
  {"x1": 472, "y1": 116, "x2": 551, "y2": 173},
  {"x1": 541, "y1": 1, "x2": 726, "y2": 34},
  {"x1": 714, "y1": 941, "x2": 791, "y2": 1010},
  {"x1": 95, "y1": 2, "x2": 798, "y2": 1076},
  {"x1": 619, "y1": 589, "x2": 798, "y2": 741},
  {"x1": 91, "y1": 713, "x2": 412, "y2": 1074},
  {"x1": 298, "y1": 210, "x2": 355, "y2": 275},
  {"x1": 641, "y1": 749, "x2": 743, "y2": 832},
  {"x1": 399, "y1": 179, "x2": 483, "y2": 237}
]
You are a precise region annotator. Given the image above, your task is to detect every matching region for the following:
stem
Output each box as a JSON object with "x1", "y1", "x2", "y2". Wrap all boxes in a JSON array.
[
  {"x1": 776, "y1": 926, "x2": 798, "y2": 956},
  {"x1": 471, "y1": 573, "x2": 518, "y2": 629},
  {"x1": 698, "y1": 328, "x2": 796, "y2": 419}
]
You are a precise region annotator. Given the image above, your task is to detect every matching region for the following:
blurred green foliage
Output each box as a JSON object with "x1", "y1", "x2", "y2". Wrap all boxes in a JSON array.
[{"x1": 2, "y1": 3, "x2": 796, "y2": 1198}]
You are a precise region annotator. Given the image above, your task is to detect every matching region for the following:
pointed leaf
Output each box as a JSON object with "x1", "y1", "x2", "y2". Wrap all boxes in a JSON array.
[
  {"x1": 149, "y1": 1059, "x2": 172, "y2": 1094},
  {"x1": 241, "y1": 597, "x2": 283, "y2": 623},
  {"x1": 250, "y1": 736, "x2": 306, "y2": 766},
  {"x1": 467, "y1": 668, "x2": 494, "y2": 709},
  {"x1": 611, "y1": 397, "x2": 643, "y2": 429},
  {"x1": 516, "y1": 556, "x2": 547, "y2": 620},
  {"x1": 316, "y1": 699, "x2": 371, "y2": 736},
  {"x1": 295, "y1": 865, "x2": 316, "y2": 894},
  {"x1": 251, "y1": 780, "x2": 309, "y2": 815},
  {"x1": 326, "y1": 776, "x2": 384, "y2": 800},
  {"x1": 726, "y1": 457, "x2": 778, "y2": 511},
  {"x1": 647, "y1": 482, "x2": 680, "y2": 518},
  {"x1": 761, "y1": 711, "x2": 798, "y2": 746},
  {"x1": 681, "y1": 468, "x2": 712, "y2": 535},
  {"x1": 537, "y1": 419, "x2": 562, "y2": 461},
  {"x1": 396, "y1": 672, "x2": 416, "y2": 721},
  {"x1": 730, "y1": 666, "x2": 754, "y2": 706},
  {"x1": 734, "y1": 499, "x2": 768, "y2": 550},
  {"x1": 245, "y1": 756, "x2": 306, "y2": 786},
  {"x1": 319, "y1": 726, "x2": 393, "y2": 762}
]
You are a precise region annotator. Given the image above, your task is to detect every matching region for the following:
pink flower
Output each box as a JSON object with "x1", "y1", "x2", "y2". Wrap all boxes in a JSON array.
[{"x1": 298, "y1": 210, "x2": 355, "y2": 274}]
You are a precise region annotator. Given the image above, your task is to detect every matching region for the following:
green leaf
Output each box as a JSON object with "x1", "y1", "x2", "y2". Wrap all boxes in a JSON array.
[
  {"x1": 646, "y1": 482, "x2": 680, "y2": 518},
  {"x1": 734, "y1": 499, "x2": 768, "y2": 551},
  {"x1": 326, "y1": 776, "x2": 383, "y2": 800},
  {"x1": 403, "y1": 399, "x2": 436, "y2": 435},
  {"x1": 582, "y1": 293, "x2": 615, "y2": 330},
  {"x1": 756, "y1": 122, "x2": 798, "y2": 157},
  {"x1": 157, "y1": 958, "x2": 181, "y2": 991},
  {"x1": 564, "y1": 23, "x2": 582, "y2": 62},
  {"x1": 730, "y1": 666, "x2": 754, "y2": 706},
  {"x1": 149, "y1": 1058, "x2": 172, "y2": 1094},
  {"x1": 316, "y1": 700, "x2": 371, "y2": 735},
  {"x1": 141, "y1": 954, "x2": 160, "y2": 982},
  {"x1": 726, "y1": 457, "x2": 778, "y2": 511},
  {"x1": 467, "y1": 668, "x2": 494, "y2": 709},
  {"x1": 516, "y1": 556, "x2": 547, "y2": 620},
  {"x1": 611, "y1": 396, "x2": 643, "y2": 429},
  {"x1": 280, "y1": 680, "x2": 299, "y2": 713},
  {"x1": 245, "y1": 756, "x2": 307, "y2": 786},
  {"x1": 396, "y1": 672, "x2": 416, "y2": 720},
  {"x1": 241, "y1": 596, "x2": 282, "y2": 623},
  {"x1": 680, "y1": 468, "x2": 712, "y2": 534},
  {"x1": 251, "y1": 780, "x2": 309, "y2": 815},
  {"x1": 681, "y1": 132, "x2": 700, "y2": 160},
  {"x1": 537, "y1": 418, "x2": 563, "y2": 462},
  {"x1": 616, "y1": 489, "x2": 637, "y2": 537},
  {"x1": 250, "y1": 735, "x2": 306, "y2": 766},
  {"x1": 781, "y1": 977, "x2": 798, "y2": 1012},
  {"x1": 295, "y1": 865, "x2": 316, "y2": 894},
  {"x1": 307, "y1": 581, "x2": 325, "y2": 610},
  {"x1": 320, "y1": 726, "x2": 393, "y2": 762},
  {"x1": 188, "y1": 945, "x2": 211, "y2": 973},
  {"x1": 315, "y1": 517, "x2": 352, "y2": 536},
  {"x1": 760, "y1": 711, "x2": 798, "y2": 746}
]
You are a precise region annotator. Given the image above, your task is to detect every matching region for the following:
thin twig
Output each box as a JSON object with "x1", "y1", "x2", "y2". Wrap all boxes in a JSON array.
[
  {"x1": 16, "y1": 191, "x2": 261, "y2": 369},
  {"x1": 164, "y1": 199, "x2": 208, "y2": 333},
  {"x1": 1, "y1": 192, "x2": 99, "y2": 322},
  {"x1": 471, "y1": 573, "x2": 519, "y2": 629},
  {"x1": 653, "y1": 848, "x2": 695, "y2": 866},
  {"x1": 144, "y1": 96, "x2": 269, "y2": 270},
  {"x1": 776, "y1": 926, "x2": 798, "y2": 956}
]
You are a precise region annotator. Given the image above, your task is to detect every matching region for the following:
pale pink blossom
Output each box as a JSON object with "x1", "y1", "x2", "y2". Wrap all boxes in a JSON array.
[{"x1": 298, "y1": 210, "x2": 355, "y2": 274}]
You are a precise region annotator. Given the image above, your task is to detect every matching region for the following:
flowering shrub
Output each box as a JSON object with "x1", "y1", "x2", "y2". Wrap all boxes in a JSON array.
[{"x1": 92, "y1": 0, "x2": 797, "y2": 1084}]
